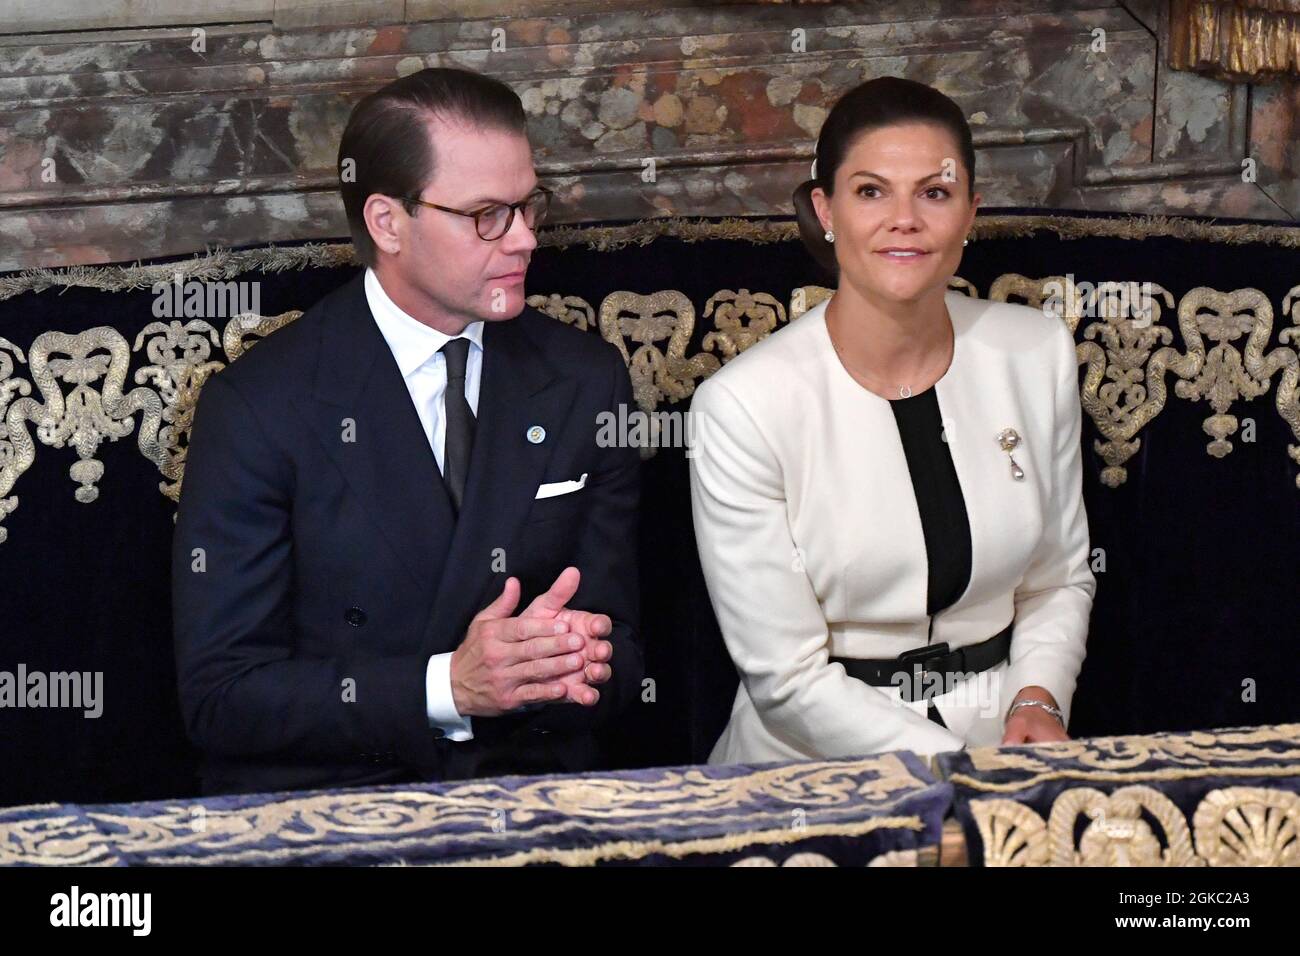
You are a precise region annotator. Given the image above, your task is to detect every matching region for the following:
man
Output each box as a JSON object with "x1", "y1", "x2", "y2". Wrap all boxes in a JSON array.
[{"x1": 172, "y1": 67, "x2": 642, "y2": 795}]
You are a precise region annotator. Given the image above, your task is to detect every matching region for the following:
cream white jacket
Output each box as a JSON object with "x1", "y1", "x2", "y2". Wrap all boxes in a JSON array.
[{"x1": 689, "y1": 292, "x2": 1096, "y2": 765}]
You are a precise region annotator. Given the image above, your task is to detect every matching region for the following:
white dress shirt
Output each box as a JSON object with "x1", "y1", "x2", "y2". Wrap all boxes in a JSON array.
[{"x1": 364, "y1": 267, "x2": 484, "y2": 742}]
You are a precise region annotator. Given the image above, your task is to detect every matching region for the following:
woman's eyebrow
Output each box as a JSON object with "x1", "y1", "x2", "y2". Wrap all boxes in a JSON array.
[{"x1": 849, "y1": 170, "x2": 948, "y2": 184}]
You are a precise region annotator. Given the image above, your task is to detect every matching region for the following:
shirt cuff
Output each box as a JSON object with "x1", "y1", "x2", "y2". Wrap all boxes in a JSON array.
[{"x1": 425, "y1": 652, "x2": 474, "y2": 741}]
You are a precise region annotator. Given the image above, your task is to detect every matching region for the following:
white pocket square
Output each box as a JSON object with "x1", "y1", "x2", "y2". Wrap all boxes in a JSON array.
[{"x1": 535, "y1": 473, "x2": 588, "y2": 499}]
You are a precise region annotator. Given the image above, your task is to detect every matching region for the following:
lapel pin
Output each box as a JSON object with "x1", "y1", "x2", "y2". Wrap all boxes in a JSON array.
[
  {"x1": 526, "y1": 425, "x2": 546, "y2": 445},
  {"x1": 996, "y1": 427, "x2": 1025, "y2": 481}
]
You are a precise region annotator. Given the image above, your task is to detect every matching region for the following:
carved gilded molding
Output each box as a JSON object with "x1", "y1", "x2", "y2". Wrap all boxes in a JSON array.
[{"x1": 1170, "y1": 0, "x2": 1300, "y2": 82}]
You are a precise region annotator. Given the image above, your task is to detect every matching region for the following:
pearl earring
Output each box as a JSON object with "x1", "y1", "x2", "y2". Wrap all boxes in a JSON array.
[
  {"x1": 824, "y1": 230, "x2": 835, "y2": 243},
  {"x1": 962, "y1": 238, "x2": 969, "y2": 246}
]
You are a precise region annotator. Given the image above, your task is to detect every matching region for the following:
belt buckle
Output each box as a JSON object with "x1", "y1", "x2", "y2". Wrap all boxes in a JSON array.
[
  {"x1": 895, "y1": 643, "x2": 951, "y2": 704},
  {"x1": 897, "y1": 642, "x2": 950, "y2": 670}
]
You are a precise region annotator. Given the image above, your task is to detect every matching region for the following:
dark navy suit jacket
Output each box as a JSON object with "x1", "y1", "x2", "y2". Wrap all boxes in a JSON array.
[{"x1": 172, "y1": 273, "x2": 642, "y2": 795}]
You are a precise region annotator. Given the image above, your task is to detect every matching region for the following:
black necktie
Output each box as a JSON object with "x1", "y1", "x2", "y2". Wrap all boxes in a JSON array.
[{"x1": 440, "y1": 338, "x2": 475, "y2": 513}]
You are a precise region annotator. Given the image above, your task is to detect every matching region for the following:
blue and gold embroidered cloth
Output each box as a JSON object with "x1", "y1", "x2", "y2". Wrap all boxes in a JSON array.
[
  {"x1": 934, "y1": 723, "x2": 1300, "y2": 866},
  {"x1": 10, "y1": 725, "x2": 1299, "y2": 866},
  {"x1": 0, "y1": 751, "x2": 948, "y2": 866}
]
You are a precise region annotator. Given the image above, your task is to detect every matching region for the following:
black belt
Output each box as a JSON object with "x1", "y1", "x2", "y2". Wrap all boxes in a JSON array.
[{"x1": 829, "y1": 622, "x2": 1012, "y2": 704}]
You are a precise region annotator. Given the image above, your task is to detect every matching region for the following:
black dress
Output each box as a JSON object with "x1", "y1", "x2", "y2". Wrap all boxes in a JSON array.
[{"x1": 888, "y1": 387, "x2": 973, "y2": 729}]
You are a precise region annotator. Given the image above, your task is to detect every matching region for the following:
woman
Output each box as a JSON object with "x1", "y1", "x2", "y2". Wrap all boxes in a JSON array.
[{"x1": 689, "y1": 77, "x2": 1096, "y2": 764}]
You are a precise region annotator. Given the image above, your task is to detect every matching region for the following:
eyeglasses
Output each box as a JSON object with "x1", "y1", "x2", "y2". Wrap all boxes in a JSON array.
[{"x1": 399, "y1": 185, "x2": 553, "y2": 240}]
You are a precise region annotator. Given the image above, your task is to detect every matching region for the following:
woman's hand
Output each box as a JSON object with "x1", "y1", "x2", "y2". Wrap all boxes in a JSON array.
[{"x1": 1000, "y1": 685, "x2": 1070, "y2": 745}]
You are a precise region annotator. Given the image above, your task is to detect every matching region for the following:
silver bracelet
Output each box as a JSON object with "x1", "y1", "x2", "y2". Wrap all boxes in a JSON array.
[{"x1": 1006, "y1": 699, "x2": 1064, "y2": 725}]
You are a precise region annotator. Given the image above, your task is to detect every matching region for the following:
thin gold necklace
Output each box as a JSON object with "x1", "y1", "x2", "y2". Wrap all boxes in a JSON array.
[{"x1": 826, "y1": 307, "x2": 954, "y2": 400}]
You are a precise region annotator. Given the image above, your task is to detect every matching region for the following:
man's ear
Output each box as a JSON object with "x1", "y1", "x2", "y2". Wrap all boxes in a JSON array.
[
  {"x1": 363, "y1": 194, "x2": 404, "y2": 258},
  {"x1": 809, "y1": 186, "x2": 832, "y2": 234}
]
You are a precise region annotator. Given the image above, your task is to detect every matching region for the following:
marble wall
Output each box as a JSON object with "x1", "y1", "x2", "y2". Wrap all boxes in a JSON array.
[{"x1": 0, "y1": 0, "x2": 1295, "y2": 270}]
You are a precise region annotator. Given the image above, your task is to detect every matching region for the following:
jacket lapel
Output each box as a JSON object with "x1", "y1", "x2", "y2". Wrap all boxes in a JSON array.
[
  {"x1": 292, "y1": 275, "x2": 456, "y2": 593},
  {"x1": 421, "y1": 316, "x2": 578, "y2": 655}
]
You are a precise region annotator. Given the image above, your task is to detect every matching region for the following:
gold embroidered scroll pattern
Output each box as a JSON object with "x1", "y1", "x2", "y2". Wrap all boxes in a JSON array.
[
  {"x1": 732, "y1": 852, "x2": 838, "y2": 866},
  {"x1": 0, "y1": 336, "x2": 31, "y2": 543},
  {"x1": 790, "y1": 285, "x2": 832, "y2": 319},
  {"x1": 1, "y1": 329, "x2": 163, "y2": 543},
  {"x1": 969, "y1": 798, "x2": 1049, "y2": 866},
  {"x1": 222, "y1": 310, "x2": 304, "y2": 362},
  {"x1": 990, "y1": 279, "x2": 1300, "y2": 486},
  {"x1": 989, "y1": 273, "x2": 1088, "y2": 334},
  {"x1": 0, "y1": 810, "x2": 117, "y2": 866},
  {"x1": 1164, "y1": 288, "x2": 1292, "y2": 460},
  {"x1": 1051, "y1": 786, "x2": 1197, "y2": 866},
  {"x1": 1275, "y1": 286, "x2": 1300, "y2": 486},
  {"x1": 790, "y1": 278, "x2": 975, "y2": 322},
  {"x1": 971, "y1": 785, "x2": 1300, "y2": 866},
  {"x1": 71, "y1": 753, "x2": 934, "y2": 865},
  {"x1": 132, "y1": 311, "x2": 303, "y2": 505},
  {"x1": 526, "y1": 294, "x2": 596, "y2": 332},
  {"x1": 700, "y1": 290, "x2": 787, "y2": 362},
  {"x1": 962, "y1": 723, "x2": 1300, "y2": 780},
  {"x1": 1192, "y1": 786, "x2": 1300, "y2": 866},
  {"x1": 598, "y1": 290, "x2": 719, "y2": 413},
  {"x1": 133, "y1": 319, "x2": 224, "y2": 504},
  {"x1": 1078, "y1": 282, "x2": 1179, "y2": 488},
  {"x1": 959, "y1": 273, "x2": 1162, "y2": 488},
  {"x1": 9, "y1": 277, "x2": 1300, "y2": 545},
  {"x1": 948, "y1": 276, "x2": 979, "y2": 298}
]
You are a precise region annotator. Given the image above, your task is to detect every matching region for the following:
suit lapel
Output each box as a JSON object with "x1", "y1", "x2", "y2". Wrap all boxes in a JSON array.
[
  {"x1": 422, "y1": 316, "x2": 579, "y2": 654},
  {"x1": 293, "y1": 275, "x2": 456, "y2": 593},
  {"x1": 292, "y1": 277, "x2": 579, "y2": 654}
]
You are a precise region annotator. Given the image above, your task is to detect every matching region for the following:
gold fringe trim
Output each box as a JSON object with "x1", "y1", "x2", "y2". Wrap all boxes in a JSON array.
[
  {"x1": 557, "y1": 214, "x2": 1300, "y2": 248},
  {"x1": 534, "y1": 216, "x2": 799, "y2": 251},
  {"x1": 0, "y1": 243, "x2": 357, "y2": 304},
  {"x1": 545, "y1": 214, "x2": 1300, "y2": 250},
  {"x1": 1228, "y1": 1, "x2": 1300, "y2": 11},
  {"x1": 972, "y1": 213, "x2": 1300, "y2": 246},
  {"x1": 8, "y1": 214, "x2": 1300, "y2": 303}
]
